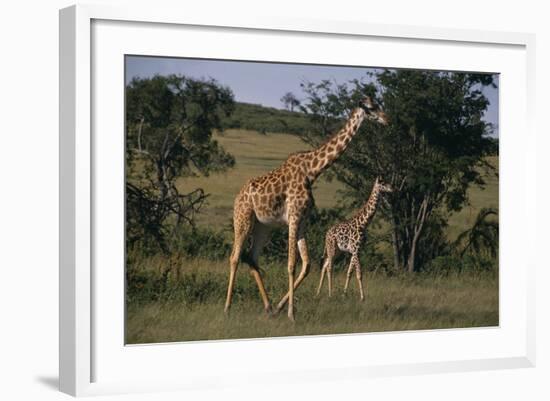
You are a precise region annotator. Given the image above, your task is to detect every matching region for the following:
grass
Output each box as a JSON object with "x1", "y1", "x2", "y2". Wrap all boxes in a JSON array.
[
  {"x1": 126, "y1": 257, "x2": 498, "y2": 344},
  {"x1": 127, "y1": 129, "x2": 499, "y2": 344}
]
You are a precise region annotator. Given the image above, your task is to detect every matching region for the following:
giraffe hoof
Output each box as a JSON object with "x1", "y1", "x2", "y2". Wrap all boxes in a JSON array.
[{"x1": 265, "y1": 305, "x2": 274, "y2": 316}]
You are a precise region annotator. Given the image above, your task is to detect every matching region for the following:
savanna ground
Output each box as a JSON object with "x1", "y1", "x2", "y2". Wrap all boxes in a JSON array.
[{"x1": 126, "y1": 129, "x2": 498, "y2": 344}]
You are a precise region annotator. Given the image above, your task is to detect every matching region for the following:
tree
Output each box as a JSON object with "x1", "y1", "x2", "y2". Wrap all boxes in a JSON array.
[
  {"x1": 298, "y1": 70, "x2": 497, "y2": 272},
  {"x1": 280, "y1": 92, "x2": 300, "y2": 112},
  {"x1": 454, "y1": 208, "x2": 499, "y2": 258},
  {"x1": 126, "y1": 75, "x2": 235, "y2": 252}
]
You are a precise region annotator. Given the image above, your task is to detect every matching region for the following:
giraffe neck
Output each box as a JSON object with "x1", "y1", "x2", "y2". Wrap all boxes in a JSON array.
[
  {"x1": 307, "y1": 108, "x2": 366, "y2": 180},
  {"x1": 353, "y1": 186, "x2": 381, "y2": 229}
]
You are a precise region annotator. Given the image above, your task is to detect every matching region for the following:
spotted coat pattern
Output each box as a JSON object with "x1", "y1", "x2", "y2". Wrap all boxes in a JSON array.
[
  {"x1": 224, "y1": 97, "x2": 389, "y2": 321},
  {"x1": 317, "y1": 178, "x2": 392, "y2": 301}
]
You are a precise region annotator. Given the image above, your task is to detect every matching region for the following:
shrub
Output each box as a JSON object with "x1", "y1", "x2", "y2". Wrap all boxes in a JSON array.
[
  {"x1": 424, "y1": 254, "x2": 497, "y2": 276},
  {"x1": 170, "y1": 226, "x2": 231, "y2": 260},
  {"x1": 260, "y1": 207, "x2": 346, "y2": 266},
  {"x1": 126, "y1": 266, "x2": 228, "y2": 306}
]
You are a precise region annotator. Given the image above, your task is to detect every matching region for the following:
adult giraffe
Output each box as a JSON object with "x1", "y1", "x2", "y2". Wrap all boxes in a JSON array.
[{"x1": 224, "y1": 97, "x2": 388, "y2": 321}]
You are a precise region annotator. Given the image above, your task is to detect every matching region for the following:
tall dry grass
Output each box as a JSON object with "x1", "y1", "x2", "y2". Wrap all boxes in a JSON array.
[{"x1": 126, "y1": 256, "x2": 498, "y2": 344}]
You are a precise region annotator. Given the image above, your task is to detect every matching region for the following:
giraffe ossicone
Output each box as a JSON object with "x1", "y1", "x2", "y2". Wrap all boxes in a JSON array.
[{"x1": 224, "y1": 97, "x2": 388, "y2": 321}]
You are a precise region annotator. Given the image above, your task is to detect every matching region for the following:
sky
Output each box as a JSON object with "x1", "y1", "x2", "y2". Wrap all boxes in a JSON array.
[{"x1": 126, "y1": 56, "x2": 499, "y2": 136}]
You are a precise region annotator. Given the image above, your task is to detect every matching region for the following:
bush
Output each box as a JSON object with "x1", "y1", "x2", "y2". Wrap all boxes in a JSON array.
[
  {"x1": 126, "y1": 266, "x2": 228, "y2": 306},
  {"x1": 170, "y1": 226, "x2": 231, "y2": 260},
  {"x1": 256, "y1": 207, "x2": 394, "y2": 275},
  {"x1": 424, "y1": 254, "x2": 497, "y2": 276},
  {"x1": 259, "y1": 207, "x2": 346, "y2": 266}
]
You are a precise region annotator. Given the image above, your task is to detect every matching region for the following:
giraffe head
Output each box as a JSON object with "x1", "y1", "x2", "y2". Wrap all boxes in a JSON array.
[
  {"x1": 359, "y1": 96, "x2": 389, "y2": 125},
  {"x1": 374, "y1": 177, "x2": 393, "y2": 193}
]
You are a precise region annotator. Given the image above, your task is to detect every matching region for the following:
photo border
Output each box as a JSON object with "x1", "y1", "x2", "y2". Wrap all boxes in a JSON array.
[{"x1": 59, "y1": 4, "x2": 536, "y2": 396}]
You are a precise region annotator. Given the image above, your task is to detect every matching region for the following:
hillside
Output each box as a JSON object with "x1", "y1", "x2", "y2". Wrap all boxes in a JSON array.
[
  {"x1": 177, "y1": 129, "x2": 342, "y2": 229},
  {"x1": 178, "y1": 129, "x2": 498, "y2": 241},
  {"x1": 221, "y1": 102, "x2": 312, "y2": 135}
]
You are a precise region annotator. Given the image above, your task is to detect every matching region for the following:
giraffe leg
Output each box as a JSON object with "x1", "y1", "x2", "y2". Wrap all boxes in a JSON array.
[
  {"x1": 326, "y1": 246, "x2": 335, "y2": 297},
  {"x1": 249, "y1": 269, "x2": 271, "y2": 314},
  {"x1": 343, "y1": 256, "x2": 354, "y2": 294},
  {"x1": 319, "y1": 247, "x2": 335, "y2": 298},
  {"x1": 277, "y1": 217, "x2": 299, "y2": 321},
  {"x1": 327, "y1": 260, "x2": 333, "y2": 298},
  {"x1": 224, "y1": 242, "x2": 243, "y2": 314},
  {"x1": 316, "y1": 264, "x2": 327, "y2": 296},
  {"x1": 224, "y1": 205, "x2": 253, "y2": 314},
  {"x1": 276, "y1": 223, "x2": 310, "y2": 314},
  {"x1": 317, "y1": 237, "x2": 335, "y2": 297},
  {"x1": 247, "y1": 222, "x2": 272, "y2": 314},
  {"x1": 352, "y1": 254, "x2": 365, "y2": 301}
]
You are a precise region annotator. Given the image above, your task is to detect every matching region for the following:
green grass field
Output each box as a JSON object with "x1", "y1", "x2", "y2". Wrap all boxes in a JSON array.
[
  {"x1": 126, "y1": 258, "x2": 498, "y2": 344},
  {"x1": 126, "y1": 129, "x2": 499, "y2": 344}
]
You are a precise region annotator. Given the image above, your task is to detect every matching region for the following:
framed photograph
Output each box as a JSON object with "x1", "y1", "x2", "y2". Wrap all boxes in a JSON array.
[{"x1": 59, "y1": 4, "x2": 536, "y2": 396}]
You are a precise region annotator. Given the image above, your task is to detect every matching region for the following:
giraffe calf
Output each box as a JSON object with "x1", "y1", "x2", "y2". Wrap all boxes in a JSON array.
[{"x1": 317, "y1": 178, "x2": 392, "y2": 301}]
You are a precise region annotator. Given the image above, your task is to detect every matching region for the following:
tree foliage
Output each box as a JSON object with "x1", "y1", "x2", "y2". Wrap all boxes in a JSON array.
[
  {"x1": 280, "y1": 92, "x2": 300, "y2": 111},
  {"x1": 297, "y1": 70, "x2": 498, "y2": 272},
  {"x1": 126, "y1": 75, "x2": 236, "y2": 252}
]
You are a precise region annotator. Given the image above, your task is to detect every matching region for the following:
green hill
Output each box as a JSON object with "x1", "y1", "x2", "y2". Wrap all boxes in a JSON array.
[
  {"x1": 222, "y1": 102, "x2": 312, "y2": 135},
  {"x1": 179, "y1": 129, "x2": 498, "y2": 242}
]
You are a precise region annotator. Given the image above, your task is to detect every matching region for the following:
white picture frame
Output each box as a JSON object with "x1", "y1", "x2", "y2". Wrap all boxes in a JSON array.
[{"x1": 59, "y1": 3, "x2": 536, "y2": 397}]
